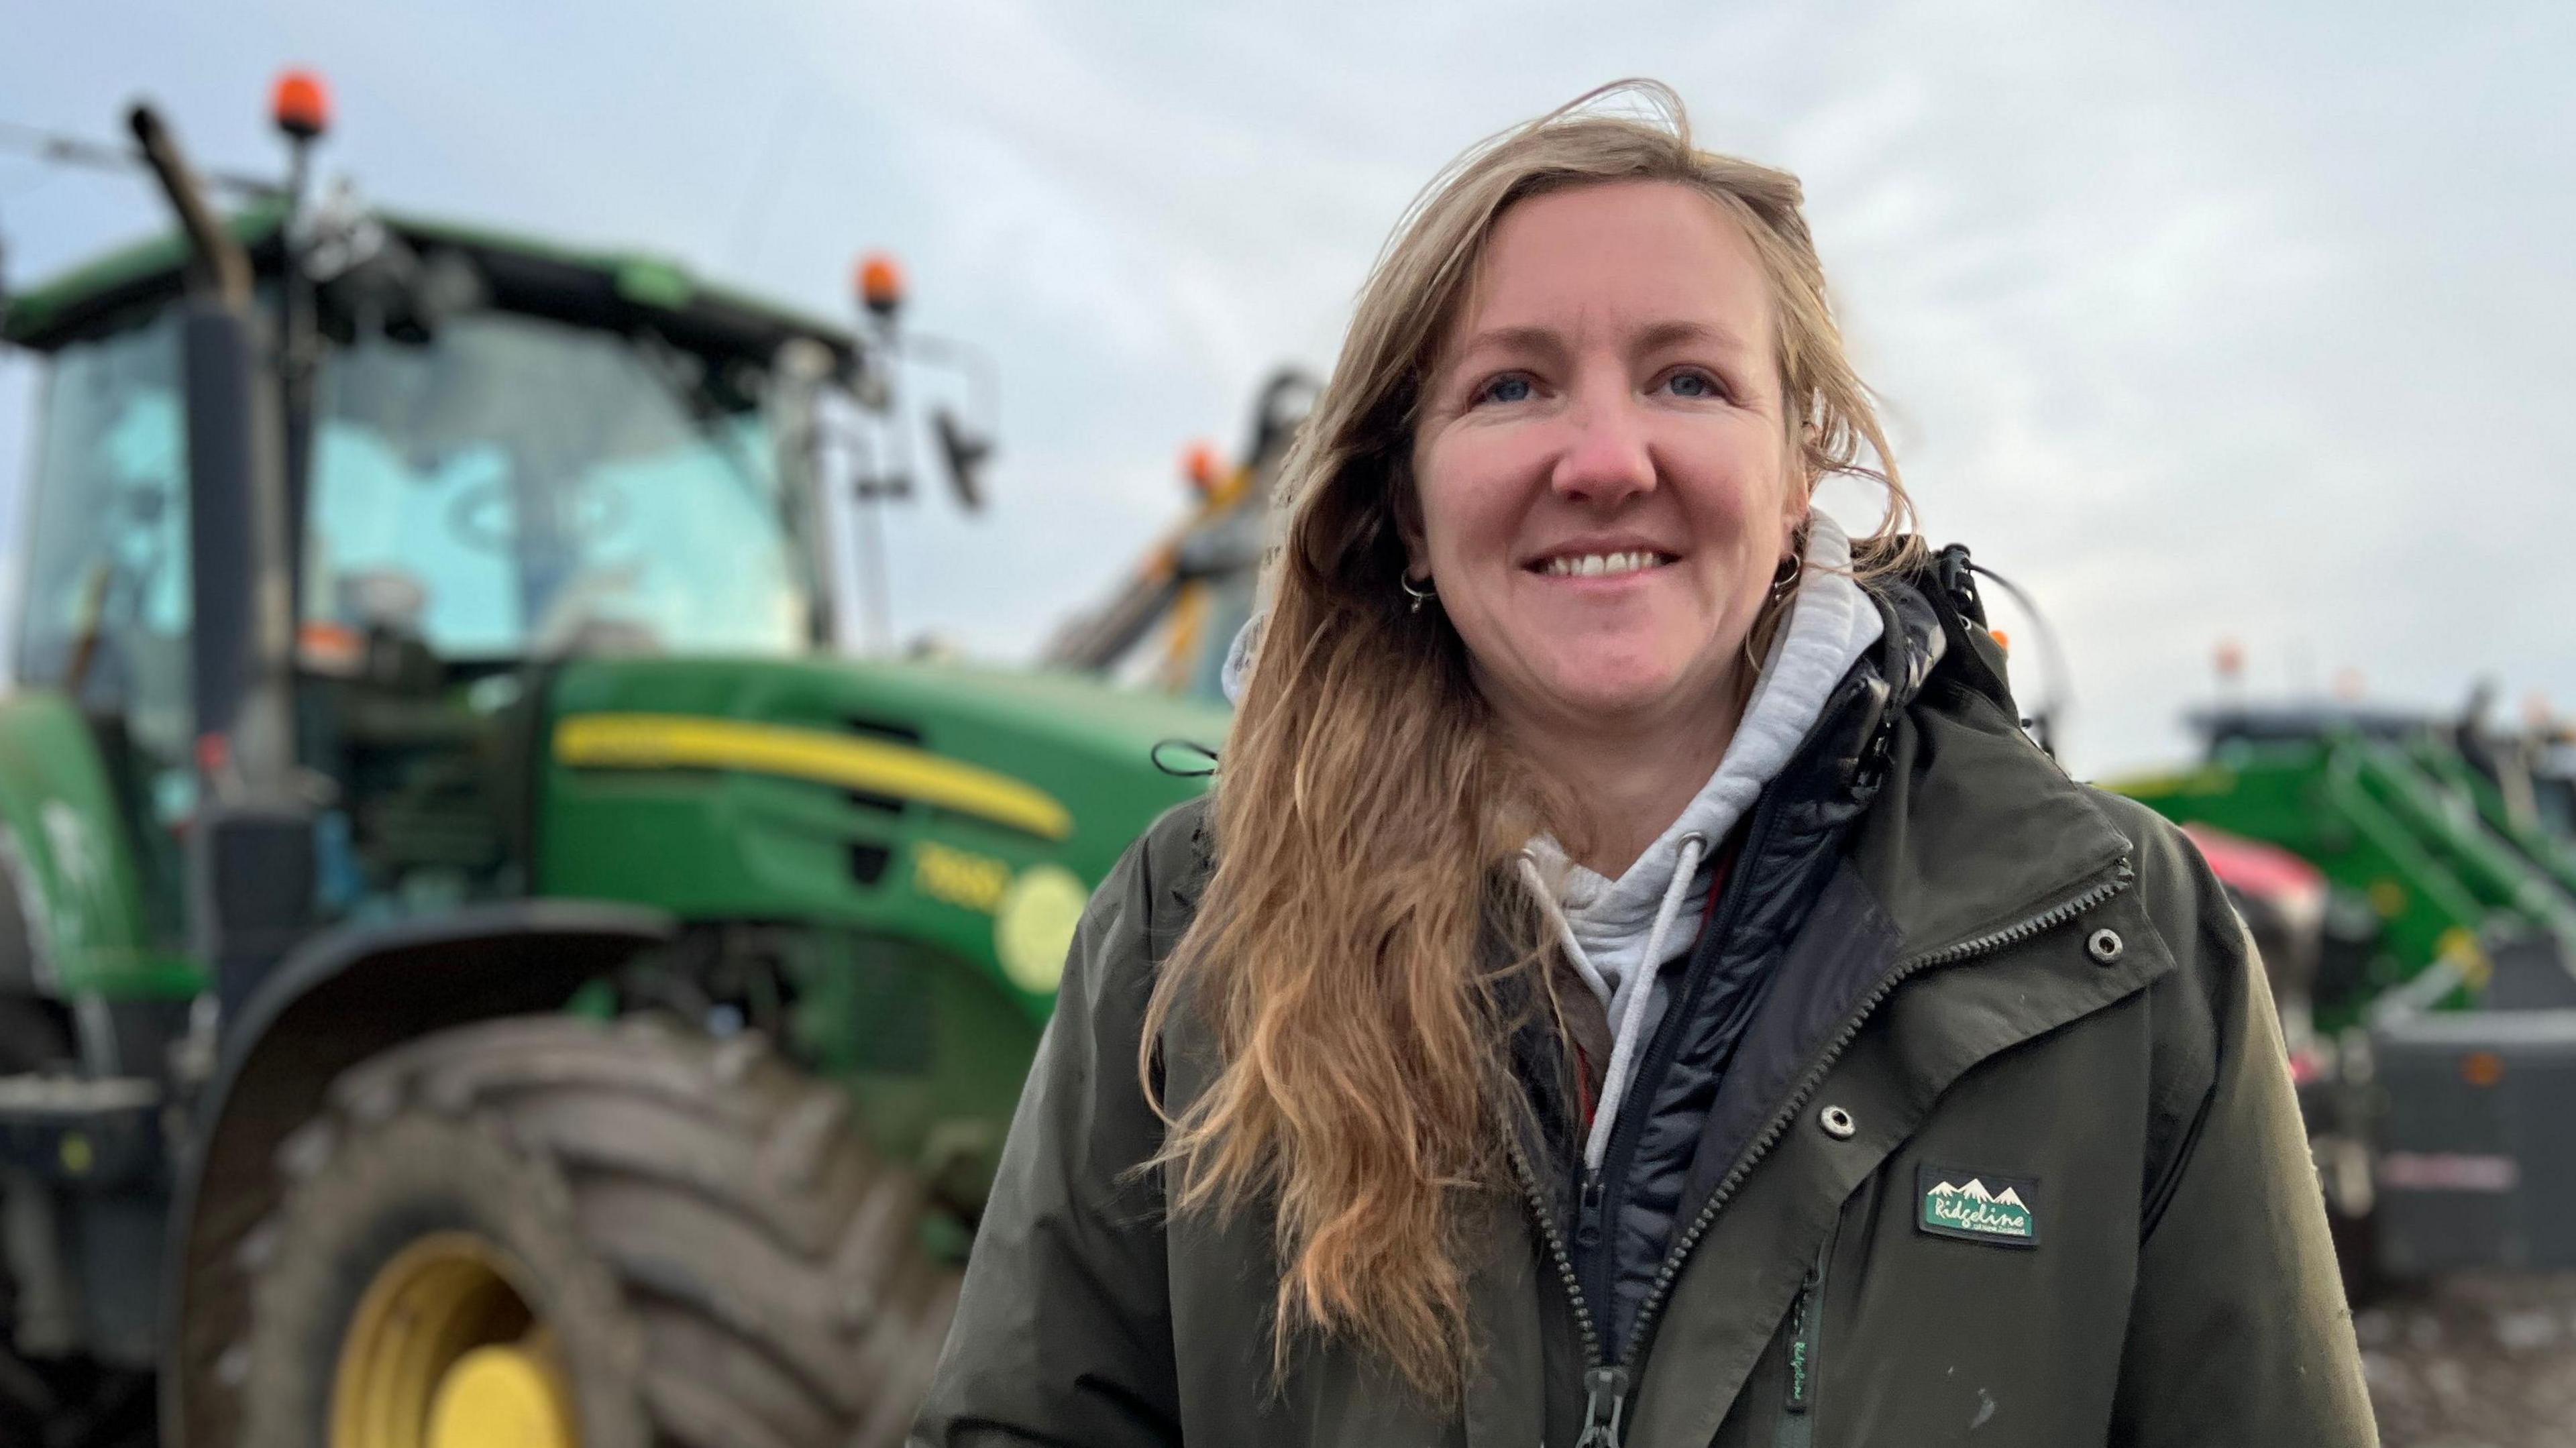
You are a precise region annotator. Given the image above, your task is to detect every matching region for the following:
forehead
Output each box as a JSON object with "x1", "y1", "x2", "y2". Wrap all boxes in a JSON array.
[{"x1": 1449, "y1": 180, "x2": 1773, "y2": 357}]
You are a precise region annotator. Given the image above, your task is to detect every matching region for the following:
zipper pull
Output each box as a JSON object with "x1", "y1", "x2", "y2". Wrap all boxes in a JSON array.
[
  {"x1": 1574, "y1": 1365, "x2": 1630, "y2": 1448},
  {"x1": 1575, "y1": 1170, "x2": 1606, "y2": 1249}
]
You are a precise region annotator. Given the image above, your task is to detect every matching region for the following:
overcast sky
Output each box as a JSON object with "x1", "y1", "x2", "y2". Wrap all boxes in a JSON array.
[{"x1": 3, "y1": 1, "x2": 2569, "y2": 773}]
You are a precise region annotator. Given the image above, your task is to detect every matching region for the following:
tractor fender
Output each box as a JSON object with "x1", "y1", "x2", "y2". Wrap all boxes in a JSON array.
[{"x1": 157, "y1": 899, "x2": 675, "y2": 1448}]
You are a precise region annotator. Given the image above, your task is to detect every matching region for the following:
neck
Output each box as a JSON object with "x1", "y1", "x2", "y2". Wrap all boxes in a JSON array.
[{"x1": 1500, "y1": 675, "x2": 1746, "y2": 879}]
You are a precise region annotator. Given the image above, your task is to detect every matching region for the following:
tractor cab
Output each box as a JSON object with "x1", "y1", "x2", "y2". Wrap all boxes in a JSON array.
[
  {"x1": 2534, "y1": 738, "x2": 2576, "y2": 840},
  {"x1": 13, "y1": 197, "x2": 861, "y2": 928}
]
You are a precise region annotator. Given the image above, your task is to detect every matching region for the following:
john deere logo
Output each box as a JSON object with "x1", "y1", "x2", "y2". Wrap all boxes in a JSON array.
[
  {"x1": 995, "y1": 865, "x2": 1088, "y2": 995},
  {"x1": 1917, "y1": 1163, "x2": 2040, "y2": 1247}
]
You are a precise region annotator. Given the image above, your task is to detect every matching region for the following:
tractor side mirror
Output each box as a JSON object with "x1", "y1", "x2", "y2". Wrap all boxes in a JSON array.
[{"x1": 932, "y1": 406, "x2": 990, "y2": 513}]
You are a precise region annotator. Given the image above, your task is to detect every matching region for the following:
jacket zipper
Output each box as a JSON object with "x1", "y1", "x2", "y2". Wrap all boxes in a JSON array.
[
  {"x1": 1513, "y1": 854, "x2": 2133, "y2": 1447},
  {"x1": 1775, "y1": 1235, "x2": 1831, "y2": 1447},
  {"x1": 1504, "y1": 1133, "x2": 1623, "y2": 1446}
]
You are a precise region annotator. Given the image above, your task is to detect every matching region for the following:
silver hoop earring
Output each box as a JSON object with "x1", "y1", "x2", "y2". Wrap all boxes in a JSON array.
[
  {"x1": 1769, "y1": 555, "x2": 1801, "y2": 600},
  {"x1": 1400, "y1": 573, "x2": 1437, "y2": 614}
]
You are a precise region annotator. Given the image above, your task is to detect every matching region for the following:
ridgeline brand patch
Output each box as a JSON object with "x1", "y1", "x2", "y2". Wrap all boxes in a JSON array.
[{"x1": 1917, "y1": 1162, "x2": 2041, "y2": 1247}]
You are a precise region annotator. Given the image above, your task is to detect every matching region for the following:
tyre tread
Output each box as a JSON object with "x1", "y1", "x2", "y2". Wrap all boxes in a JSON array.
[{"x1": 244, "y1": 1015, "x2": 954, "y2": 1448}]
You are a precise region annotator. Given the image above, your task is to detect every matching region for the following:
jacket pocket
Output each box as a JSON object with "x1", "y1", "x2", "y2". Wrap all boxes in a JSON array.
[{"x1": 1773, "y1": 1223, "x2": 1837, "y2": 1448}]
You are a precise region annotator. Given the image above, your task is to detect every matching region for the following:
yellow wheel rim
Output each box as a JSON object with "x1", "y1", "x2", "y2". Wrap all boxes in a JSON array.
[{"x1": 329, "y1": 1231, "x2": 578, "y2": 1448}]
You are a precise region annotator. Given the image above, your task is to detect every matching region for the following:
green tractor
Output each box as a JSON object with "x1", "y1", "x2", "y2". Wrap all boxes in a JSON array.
[
  {"x1": 0, "y1": 86, "x2": 1224, "y2": 1448},
  {"x1": 2110, "y1": 698, "x2": 2576, "y2": 1288}
]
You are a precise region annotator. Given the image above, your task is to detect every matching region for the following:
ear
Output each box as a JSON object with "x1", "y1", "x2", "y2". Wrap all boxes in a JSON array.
[
  {"x1": 1390, "y1": 459, "x2": 1431, "y2": 578},
  {"x1": 1778, "y1": 415, "x2": 1818, "y2": 559},
  {"x1": 1780, "y1": 474, "x2": 1814, "y2": 563}
]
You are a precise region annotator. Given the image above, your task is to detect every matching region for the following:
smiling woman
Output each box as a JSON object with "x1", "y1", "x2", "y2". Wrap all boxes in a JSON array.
[
  {"x1": 915, "y1": 80, "x2": 2375, "y2": 1448},
  {"x1": 1407, "y1": 179, "x2": 1839, "y2": 876}
]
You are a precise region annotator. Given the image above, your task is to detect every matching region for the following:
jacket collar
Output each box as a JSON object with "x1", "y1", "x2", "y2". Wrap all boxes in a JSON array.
[{"x1": 1847, "y1": 569, "x2": 2133, "y2": 960}]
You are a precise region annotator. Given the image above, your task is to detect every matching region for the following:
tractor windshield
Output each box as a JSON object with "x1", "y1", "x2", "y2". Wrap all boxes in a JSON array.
[
  {"x1": 312, "y1": 310, "x2": 813, "y2": 659},
  {"x1": 16, "y1": 307, "x2": 816, "y2": 732},
  {"x1": 17, "y1": 310, "x2": 194, "y2": 754}
]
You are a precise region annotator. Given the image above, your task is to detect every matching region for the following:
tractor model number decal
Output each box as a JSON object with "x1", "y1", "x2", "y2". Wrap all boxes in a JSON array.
[{"x1": 914, "y1": 842, "x2": 1013, "y2": 915}]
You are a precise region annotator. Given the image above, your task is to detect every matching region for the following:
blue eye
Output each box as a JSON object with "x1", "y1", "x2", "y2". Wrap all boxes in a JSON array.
[
  {"x1": 1665, "y1": 370, "x2": 1721, "y2": 399},
  {"x1": 1479, "y1": 374, "x2": 1534, "y2": 405}
]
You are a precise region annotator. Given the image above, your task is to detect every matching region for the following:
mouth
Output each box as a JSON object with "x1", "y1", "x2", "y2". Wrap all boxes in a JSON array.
[{"x1": 1527, "y1": 548, "x2": 1680, "y2": 579}]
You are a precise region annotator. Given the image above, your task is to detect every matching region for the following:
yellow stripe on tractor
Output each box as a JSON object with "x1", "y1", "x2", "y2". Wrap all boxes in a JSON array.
[{"x1": 554, "y1": 713, "x2": 1073, "y2": 841}]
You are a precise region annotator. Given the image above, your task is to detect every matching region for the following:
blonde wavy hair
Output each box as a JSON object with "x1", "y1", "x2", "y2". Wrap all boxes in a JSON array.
[{"x1": 1141, "y1": 80, "x2": 1919, "y2": 1404}]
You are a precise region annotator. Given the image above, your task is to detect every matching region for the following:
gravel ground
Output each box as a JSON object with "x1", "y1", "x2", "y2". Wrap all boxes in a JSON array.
[{"x1": 2359, "y1": 1272, "x2": 2576, "y2": 1447}]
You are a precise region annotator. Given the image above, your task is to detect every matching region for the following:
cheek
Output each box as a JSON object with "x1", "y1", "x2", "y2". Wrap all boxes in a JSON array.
[
  {"x1": 1675, "y1": 427, "x2": 1794, "y2": 563},
  {"x1": 1413, "y1": 434, "x2": 1522, "y2": 569}
]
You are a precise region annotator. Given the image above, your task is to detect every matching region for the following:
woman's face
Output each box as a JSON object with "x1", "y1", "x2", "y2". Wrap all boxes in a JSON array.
[{"x1": 1410, "y1": 180, "x2": 1805, "y2": 738}]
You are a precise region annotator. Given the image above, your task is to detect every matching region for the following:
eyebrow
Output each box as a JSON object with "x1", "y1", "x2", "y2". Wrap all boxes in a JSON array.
[
  {"x1": 1633, "y1": 319, "x2": 1752, "y2": 356},
  {"x1": 1450, "y1": 318, "x2": 1754, "y2": 366},
  {"x1": 1451, "y1": 324, "x2": 1568, "y2": 366}
]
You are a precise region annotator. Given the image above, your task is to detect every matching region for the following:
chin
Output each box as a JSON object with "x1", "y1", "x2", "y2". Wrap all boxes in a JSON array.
[{"x1": 1540, "y1": 661, "x2": 1688, "y2": 721}]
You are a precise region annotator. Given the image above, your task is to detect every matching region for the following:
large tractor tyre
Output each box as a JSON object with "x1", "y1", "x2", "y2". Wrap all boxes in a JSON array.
[{"x1": 235, "y1": 1015, "x2": 961, "y2": 1448}]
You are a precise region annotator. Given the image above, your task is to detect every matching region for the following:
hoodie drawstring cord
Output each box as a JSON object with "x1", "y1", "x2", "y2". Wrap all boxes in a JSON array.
[
  {"x1": 1517, "y1": 834, "x2": 1710, "y2": 1172},
  {"x1": 1582, "y1": 832, "x2": 1705, "y2": 1169},
  {"x1": 1520, "y1": 852, "x2": 1614, "y2": 1005}
]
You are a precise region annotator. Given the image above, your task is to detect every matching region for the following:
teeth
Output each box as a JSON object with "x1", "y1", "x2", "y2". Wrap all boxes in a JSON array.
[{"x1": 1544, "y1": 551, "x2": 1665, "y2": 577}]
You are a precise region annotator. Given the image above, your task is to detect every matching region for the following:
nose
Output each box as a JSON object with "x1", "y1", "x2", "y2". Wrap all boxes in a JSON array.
[{"x1": 1548, "y1": 381, "x2": 1656, "y2": 507}]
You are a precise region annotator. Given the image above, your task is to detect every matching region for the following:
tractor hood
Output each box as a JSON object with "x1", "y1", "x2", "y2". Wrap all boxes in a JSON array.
[{"x1": 536, "y1": 654, "x2": 1227, "y2": 1009}]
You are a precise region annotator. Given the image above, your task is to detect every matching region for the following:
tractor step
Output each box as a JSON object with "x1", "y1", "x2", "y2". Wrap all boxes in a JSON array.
[{"x1": 0, "y1": 1074, "x2": 162, "y2": 1187}]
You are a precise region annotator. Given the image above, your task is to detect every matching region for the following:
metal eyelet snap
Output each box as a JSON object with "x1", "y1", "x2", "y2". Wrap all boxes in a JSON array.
[
  {"x1": 2086, "y1": 928, "x2": 2125, "y2": 965},
  {"x1": 1819, "y1": 1104, "x2": 1858, "y2": 1140}
]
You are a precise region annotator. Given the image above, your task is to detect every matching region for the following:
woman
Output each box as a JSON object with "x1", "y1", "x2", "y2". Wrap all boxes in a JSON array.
[{"x1": 916, "y1": 82, "x2": 2373, "y2": 1447}]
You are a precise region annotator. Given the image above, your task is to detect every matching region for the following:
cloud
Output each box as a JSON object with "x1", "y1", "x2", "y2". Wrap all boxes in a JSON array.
[{"x1": 1, "y1": 1, "x2": 2567, "y2": 772}]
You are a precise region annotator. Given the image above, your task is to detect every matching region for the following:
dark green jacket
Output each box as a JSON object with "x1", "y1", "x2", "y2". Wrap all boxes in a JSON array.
[{"x1": 914, "y1": 573, "x2": 2375, "y2": 1447}]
